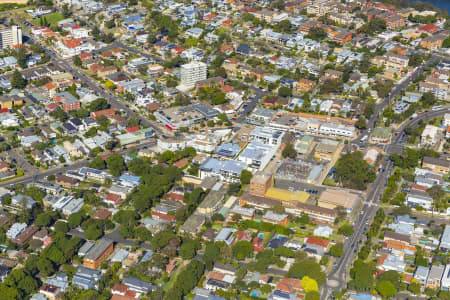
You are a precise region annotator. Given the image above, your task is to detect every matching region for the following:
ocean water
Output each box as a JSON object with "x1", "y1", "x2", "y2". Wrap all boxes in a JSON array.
[{"x1": 419, "y1": 0, "x2": 450, "y2": 12}]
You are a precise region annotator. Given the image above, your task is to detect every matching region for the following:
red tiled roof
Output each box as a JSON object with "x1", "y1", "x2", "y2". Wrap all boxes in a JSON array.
[
  {"x1": 46, "y1": 103, "x2": 58, "y2": 111},
  {"x1": 235, "y1": 231, "x2": 252, "y2": 242},
  {"x1": 110, "y1": 295, "x2": 136, "y2": 300},
  {"x1": 418, "y1": 24, "x2": 437, "y2": 33},
  {"x1": 174, "y1": 158, "x2": 189, "y2": 168},
  {"x1": 126, "y1": 126, "x2": 139, "y2": 133},
  {"x1": 93, "y1": 209, "x2": 112, "y2": 220},
  {"x1": 147, "y1": 102, "x2": 160, "y2": 112},
  {"x1": 62, "y1": 38, "x2": 82, "y2": 49},
  {"x1": 112, "y1": 283, "x2": 128, "y2": 293},
  {"x1": 305, "y1": 237, "x2": 330, "y2": 248},
  {"x1": 221, "y1": 85, "x2": 234, "y2": 93},
  {"x1": 91, "y1": 108, "x2": 115, "y2": 119}
]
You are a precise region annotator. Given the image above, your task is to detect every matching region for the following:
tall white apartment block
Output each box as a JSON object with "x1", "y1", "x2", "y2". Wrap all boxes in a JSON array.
[
  {"x1": 0, "y1": 26, "x2": 22, "y2": 49},
  {"x1": 180, "y1": 61, "x2": 207, "y2": 88}
]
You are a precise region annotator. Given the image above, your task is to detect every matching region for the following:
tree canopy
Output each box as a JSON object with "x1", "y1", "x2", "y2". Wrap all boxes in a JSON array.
[{"x1": 334, "y1": 151, "x2": 376, "y2": 190}]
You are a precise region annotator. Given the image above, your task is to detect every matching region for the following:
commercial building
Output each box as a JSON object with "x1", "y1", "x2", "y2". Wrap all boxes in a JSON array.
[
  {"x1": 84, "y1": 239, "x2": 114, "y2": 269},
  {"x1": 237, "y1": 142, "x2": 277, "y2": 171},
  {"x1": 214, "y1": 143, "x2": 241, "y2": 158},
  {"x1": 0, "y1": 26, "x2": 22, "y2": 49},
  {"x1": 317, "y1": 189, "x2": 359, "y2": 213},
  {"x1": 314, "y1": 139, "x2": 340, "y2": 161},
  {"x1": 249, "y1": 173, "x2": 272, "y2": 197},
  {"x1": 371, "y1": 127, "x2": 392, "y2": 144},
  {"x1": 116, "y1": 128, "x2": 154, "y2": 145},
  {"x1": 180, "y1": 61, "x2": 207, "y2": 89},
  {"x1": 240, "y1": 193, "x2": 337, "y2": 223},
  {"x1": 422, "y1": 156, "x2": 449, "y2": 175},
  {"x1": 154, "y1": 104, "x2": 217, "y2": 131},
  {"x1": 269, "y1": 112, "x2": 355, "y2": 138},
  {"x1": 199, "y1": 158, "x2": 247, "y2": 183},
  {"x1": 421, "y1": 125, "x2": 442, "y2": 147},
  {"x1": 249, "y1": 127, "x2": 284, "y2": 145},
  {"x1": 274, "y1": 159, "x2": 324, "y2": 186},
  {"x1": 406, "y1": 191, "x2": 433, "y2": 210}
]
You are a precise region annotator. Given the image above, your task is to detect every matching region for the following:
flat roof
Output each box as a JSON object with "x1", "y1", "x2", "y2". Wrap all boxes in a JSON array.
[
  {"x1": 265, "y1": 187, "x2": 310, "y2": 203},
  {"x1": 318, "y1": 189, "x2": 358, "y2": 209}
]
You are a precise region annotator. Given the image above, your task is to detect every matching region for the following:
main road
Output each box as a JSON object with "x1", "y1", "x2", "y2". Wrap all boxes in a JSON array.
[
  {"x1": 354, "y1": 54, "x2": 441, "y2": 144},
  {"x1": 25, "y1": 34, "x2": 164, "y2": 136},
  {"x1": 321, "y1": 107, "x2": 450, "y2": 300},
  {"x1": 0, "y1": 141, "x2": 155, "y2": 188}
]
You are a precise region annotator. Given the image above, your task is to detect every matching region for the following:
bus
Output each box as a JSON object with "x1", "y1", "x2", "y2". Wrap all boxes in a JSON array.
[{"x1": 432, "y1": 105, "x2": 443, "y2": 111}]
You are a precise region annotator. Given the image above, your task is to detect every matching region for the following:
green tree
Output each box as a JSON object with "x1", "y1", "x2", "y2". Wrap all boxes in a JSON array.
[
  {"x1": 422, "y1": 91, "x2": 437, "y2": 106},
  {"x1": 308, "y1": 27, "x2": 326, "y2": 40},
  {"x1": 374, "y1": 80, "x2": 393, "y2": 98},
  {"x1": 231, "y1": 240, "x2": 254, "y2": 260},
  {"x1": 282, "y1": 143, "x2": 297, "y2": 159},
  {"x1": 408, "y1": 279, "x2": 421, "y2": 295},
  {"x1": 363, "y1": 102, "x2": 375, "y2": 119},
  {"x1": 334, "y1": 151, "x2": 376, "y2": 190},
  {"x1": 35, "y1": 213, "x2": 53, "y2": 227},
  {"x1": 355, "y1": 117, "x2": 367, "y2": 129},
  {"x1": 443, "y1": 37, "x2": 450, "y2": 48},
  {"x1": 304, "y1": 291, "x2": 320, "y2": 300},
  {"x1": 106, "y1": 154, "x2": 125, "y2": 177},
  {"x1": 203, "y1": 242, "x2": 220, "y2": 270},
  {"x1": 88, "y1": 98, "x2": 109, "y2": 112},
  {"x1": 84, "y1": 224, "x2": 103, "y2": 240},
  {"x1": 54, "y1": 221, "x2": 69, "y2": 233},
  {"x1": 68, "y1": 212, "x2": 84, "y2": 228},
  {"x1": 330, "y1": 243, "x2": 343, "y2": 257},
  {"x1": 73, "y1": 55, "x2": 82, "y2": 67},
  {"x1": 240, "y1": 169, "x2": 253, "y2": 185},
  {"x1": 89, "y1": 156, "x2": 106, "y2": 170},
  {"x1": 338, "y1": 224, "x2": 354, "y2": 237},
  {"x1": 278, "y1": 86, "x2": 292, "y2": 97},
  {"x1": 287, "y1": 260, "x2": 326, "y2": 285},
  {"x1": 376, "y1": 280, "x2": 397, "y2": 298},
  {"x1": 11, "y1": 70, "x2": 26, "y2": 89},
  {"x1": 179, "y1": 239, "x2": 201, "y2": 260},
  {"x1": 349, "y1": 259, "x2": 374, "y2": 291}
]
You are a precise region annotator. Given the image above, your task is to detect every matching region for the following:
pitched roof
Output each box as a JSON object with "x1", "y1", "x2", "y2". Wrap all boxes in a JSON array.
[{"x1": 305, "y1": 237, "x2": 330, "y2": 248}]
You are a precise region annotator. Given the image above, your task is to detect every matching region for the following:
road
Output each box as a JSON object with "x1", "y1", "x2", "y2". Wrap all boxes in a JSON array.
[
  {"x1": 353, "y1": 54, "x2": 440, "y2": 144},
  {"x1": 321, "y1": 107, "x2": 450, "y2": 300},
  {"x1": 69, "y1": 225, "x2": 153, "y2": 250},
  {"x1": 97, "y1": 41, "x2": 163, "y2": 64},
  {"x1": 9, "y1": 149, "x2": 39, "y2": 175},
  {"x1": 0, "y1": 141, "x2": 155, "y2": 188},
  {"x1": 25, "y1": 34, "x2": 164, "y2": 136}
]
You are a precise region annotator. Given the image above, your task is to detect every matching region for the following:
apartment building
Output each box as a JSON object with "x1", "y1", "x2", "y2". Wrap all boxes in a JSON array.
[
  {"x1": 180, "y1": 61, "x2": 207, "y2": 88},
  {"x1": 0, "y1": 26, "x2": 22, "y2": 49}
]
